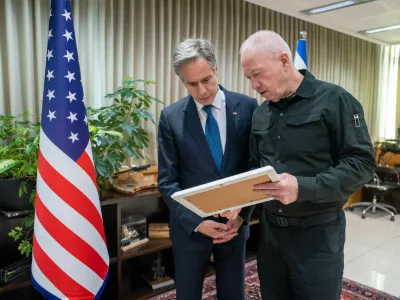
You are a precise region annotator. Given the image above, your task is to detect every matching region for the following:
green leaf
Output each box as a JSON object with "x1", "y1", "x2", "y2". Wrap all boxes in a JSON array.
[
  {"x1": 105, "y1": 92, "x2": 117, "y2": 99},
  {"x1": 99, "y1": 130, "x2": 123, "y2": 139},
  {"x1": 8, "y1": 229, "x2": 17, "y2": 238},
  {"x1": 22, "y1": 214, "x2": 34, "y2": 228},
  {"x1": 8, "y1": 227, "x2": 23, "y2": 241},
  {"x1": 0, "y1": 159, "x2": 20, "y2": 174},
  {"x1": 132, "y1": 79, "x2": 146, "y2": 84},
  {"x1": 18, "y1": 240, "x2": 32, "y2": 257},
  {"x1": 30, "y1": 189, "x2": 36, "y2": 204},
  {"x1": 18, "y1": 181, "x2": 27, "y2": 198}
]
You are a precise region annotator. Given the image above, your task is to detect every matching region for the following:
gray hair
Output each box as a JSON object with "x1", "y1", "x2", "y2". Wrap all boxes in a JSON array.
[
  {"x1": 240, "y1": 30, "x2": 293, "y2": 63},
  {"x1": 172, "y1": 39, "x2": 217, "y2": 78}
]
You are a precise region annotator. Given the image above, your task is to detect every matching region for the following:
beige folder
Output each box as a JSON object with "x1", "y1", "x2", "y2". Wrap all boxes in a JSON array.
[{"x1": 171, "y1": 166, "x2": 280, "y2": 218}]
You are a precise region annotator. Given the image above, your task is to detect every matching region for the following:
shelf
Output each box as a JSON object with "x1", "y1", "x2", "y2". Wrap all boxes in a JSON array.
[
  {"x1": 0, "y1": 273, "x2": 31, "y2": 294},
  {"x1": 0, "y1": 256, "x2": 118, "y2": 295},
  {"x1": 126, "y1": 283, "x2": 176, "y2": 300},
  {"x1": 125, "y1": 251, "x2": 258, "y2": 300},
  {"x1": 101, "y1": 189, "x2": 161, "y2": 206},
  {"x1": 110, "y1": 257, "x2": 118, "y2": 264},
  {"x1": 121, "y1": 238, "x2": 172, "y2": 261},
  {"x1": 0, "y1": 219, "x2": 258, "y2": 297},
  {"x1": 121, "y1": 218, "x2": 259, "y2": 262}
]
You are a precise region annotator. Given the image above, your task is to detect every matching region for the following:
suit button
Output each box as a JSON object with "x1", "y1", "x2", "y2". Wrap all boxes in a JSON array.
[
  {"x1": 277, "y1": 136, "x2": 280, "y2": 139},
  {"x1": 277, "y1": 160, "x2": 281, "y2": 164},
  {"x1": 279, "y1": 209, "x2": 282, "y2": 213},
  {"x1": 280, "y1": 113, "x2": 283, "y2": 116}
]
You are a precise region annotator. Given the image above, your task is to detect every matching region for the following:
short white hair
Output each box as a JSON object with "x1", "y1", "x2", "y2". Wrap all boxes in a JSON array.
[{"x1": 240, "y1": 30, "x2": 293, "y2": 63}]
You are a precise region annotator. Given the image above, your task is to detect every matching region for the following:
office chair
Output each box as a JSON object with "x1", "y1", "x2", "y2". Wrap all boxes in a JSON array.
[{"x1": 349, "y1": 169, "x2": 399, "y2": 221}]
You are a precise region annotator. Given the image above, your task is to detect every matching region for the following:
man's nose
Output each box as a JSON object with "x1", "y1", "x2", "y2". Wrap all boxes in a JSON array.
[
  {"x1": 251, "y1": 79, "x2": 260, "y2": 90},
  {"x1": 198, "y1": 83, "x2": 207, "y2": 95}
]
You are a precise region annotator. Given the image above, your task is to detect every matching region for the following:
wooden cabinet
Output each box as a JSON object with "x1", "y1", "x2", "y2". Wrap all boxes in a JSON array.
[{"x1": 0, "y1": 189, "x2": 261, "y2": 300}]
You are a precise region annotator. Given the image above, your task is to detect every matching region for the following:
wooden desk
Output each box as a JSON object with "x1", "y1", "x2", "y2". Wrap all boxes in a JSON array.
[
  {"x1": 376, "y1": 146, "x2": 400, "y2": 167},
  {"x1": 343, "y1": 188, "x2": 363, "y2": 208}
]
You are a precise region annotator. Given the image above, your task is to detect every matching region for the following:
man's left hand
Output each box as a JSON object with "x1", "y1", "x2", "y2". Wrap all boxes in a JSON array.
[
  {"x1": 213, "y1": 216, "x2": 243, "y2": 244},
  {"x1": 213, "y1": 208, "x2": 241, "y2": 219},
  {"x1": 253, "y1": 173, "x2": 298, "y2": 205},
  {"x1": 219, "y1": 208, "x2": 241, "y2": 220}
]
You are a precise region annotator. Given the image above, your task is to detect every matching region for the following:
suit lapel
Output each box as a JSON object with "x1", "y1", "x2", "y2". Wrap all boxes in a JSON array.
[
  {"x1": 220, "y1": 91, "x2": 239, "y2": 176},
  {"x1": 183, "y1": 96, "x2": 220, "y2": 175}
]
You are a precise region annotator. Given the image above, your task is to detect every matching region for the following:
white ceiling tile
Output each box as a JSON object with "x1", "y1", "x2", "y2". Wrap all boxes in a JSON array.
[{"x1": 245, "y1": 0, "x2": 400, "y2": 45}]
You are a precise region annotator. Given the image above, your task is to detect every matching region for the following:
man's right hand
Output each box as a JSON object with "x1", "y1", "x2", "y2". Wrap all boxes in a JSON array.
[{"x1": 196, "y1": 220, "x2": 230, "y2": 239}]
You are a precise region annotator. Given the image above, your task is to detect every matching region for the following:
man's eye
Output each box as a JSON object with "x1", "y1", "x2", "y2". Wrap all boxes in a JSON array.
[{"x1": 253, "y1": 72, "x2": 261, "y2": 77}]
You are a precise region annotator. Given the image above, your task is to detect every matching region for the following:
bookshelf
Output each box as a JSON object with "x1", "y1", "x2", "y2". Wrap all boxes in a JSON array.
[{"x1": 0, "y1": 189, "x2": 261, "y2": 300}]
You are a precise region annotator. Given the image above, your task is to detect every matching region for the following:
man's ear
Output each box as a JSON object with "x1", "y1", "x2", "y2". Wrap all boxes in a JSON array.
[
  {"x1": 280, "y1": 53, "x2": 290, "y2": 67},
  {"x1": 215, "y1": 64, "x2": 219, "y2": 76}
]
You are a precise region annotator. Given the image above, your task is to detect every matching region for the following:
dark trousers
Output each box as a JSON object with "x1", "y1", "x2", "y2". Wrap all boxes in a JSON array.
[
  {"x1": 173, "y1": 242, "x2": 246, "y2": 300},
  {"x1": 257, "y1": 211, "x2": 346, "y2": 300}
]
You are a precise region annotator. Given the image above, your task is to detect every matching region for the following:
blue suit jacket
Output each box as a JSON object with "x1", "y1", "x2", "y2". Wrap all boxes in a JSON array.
[{"x1": 157, "y1": 85, "x2": 258, "y2": 250}]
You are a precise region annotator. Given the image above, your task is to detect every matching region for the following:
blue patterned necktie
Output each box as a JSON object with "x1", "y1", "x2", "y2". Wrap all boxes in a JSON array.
[{"x1": 203, "y1": 105, "x2": 223, "y2": 172}]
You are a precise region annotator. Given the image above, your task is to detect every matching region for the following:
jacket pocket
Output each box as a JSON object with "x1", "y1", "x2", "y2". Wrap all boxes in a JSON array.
[
  {"x1": 285, "y1": 113, "x2": 321, "y2": 126},
  {"x1": 252, "y1": 120, "x2": 275, "y2": 155},
  {"x1": 284, "y1": 113, "x2": 328, "y2": 153}
]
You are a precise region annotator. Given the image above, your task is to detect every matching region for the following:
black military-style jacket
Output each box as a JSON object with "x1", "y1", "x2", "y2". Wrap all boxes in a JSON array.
[{"x1": 250, "y1": 69, "x2": 376, "y2": 217}]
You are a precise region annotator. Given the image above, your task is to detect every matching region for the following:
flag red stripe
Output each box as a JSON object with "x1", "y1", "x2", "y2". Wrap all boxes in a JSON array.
[
  {"x1": 38, "y1": 151, "x2": 106, "y2": 242},
  {"x1": 35, "y1": 195, "x2": 108, "y2": 279},
  {"x1": 33, "y1": 235, "x2": 94, "y2": 299},
  {"x1": 77, "y1": 151, "x2": 98, "y2": 190}
]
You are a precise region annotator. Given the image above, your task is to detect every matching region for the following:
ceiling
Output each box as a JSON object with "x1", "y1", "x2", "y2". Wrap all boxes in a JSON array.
[{"x1": 245, "y1": 0, "x2": 400, "y2": 45}]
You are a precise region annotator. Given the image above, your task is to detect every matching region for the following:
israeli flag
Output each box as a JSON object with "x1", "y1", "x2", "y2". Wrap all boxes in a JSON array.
[{"x1": 294, "y1": 38, "x2": 308, "y2": 70}]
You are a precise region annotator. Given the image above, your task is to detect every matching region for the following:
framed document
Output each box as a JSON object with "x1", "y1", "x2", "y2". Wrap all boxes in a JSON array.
[{"x1": 171, "y1": 166, "x2": 280, "y2": 218}]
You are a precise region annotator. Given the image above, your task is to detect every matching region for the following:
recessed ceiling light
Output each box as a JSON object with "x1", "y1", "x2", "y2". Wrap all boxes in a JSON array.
[
  {"x1": 300, "y1": 0, "x2": 376, "y2": 15},
  {"x1": 359, "y1": 24, "x2": 400, "y2": 34}
]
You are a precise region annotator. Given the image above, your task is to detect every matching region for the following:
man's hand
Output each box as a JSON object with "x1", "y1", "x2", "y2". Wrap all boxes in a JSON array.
[
  {"x1": 253, "y1": 173, "x2": 298, "y2": 205},
  {"x1": 197, "y1": 220, "x2": 229, "y2": 239},
  {"x1": 213, "y1": 208, "x2": 241, "y2": 219},
  {"x1": 213, "y1": 217, "x2": 243, "y2": 244}
]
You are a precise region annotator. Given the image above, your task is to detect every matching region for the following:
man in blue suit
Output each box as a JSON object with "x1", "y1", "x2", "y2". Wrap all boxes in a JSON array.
[{"x1": 157, "y1": 39, "x2": 258, "y2": 300}]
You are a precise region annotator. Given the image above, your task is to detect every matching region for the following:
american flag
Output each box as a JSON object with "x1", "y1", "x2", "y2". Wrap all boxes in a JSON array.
[{"x1": 32, "y1": 0, "x2": 109, "y2": 299}]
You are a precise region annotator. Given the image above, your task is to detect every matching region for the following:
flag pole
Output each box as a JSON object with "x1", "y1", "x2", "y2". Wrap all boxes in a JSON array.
[
  {"x1": 294, "y1": 31, "x2": 308, "y2": 70},
  {"x1": 31, "y1": 1, "x2": 109, "y2": 299}
]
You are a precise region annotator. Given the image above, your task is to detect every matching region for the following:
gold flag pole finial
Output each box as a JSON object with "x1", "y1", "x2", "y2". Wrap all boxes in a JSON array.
[{"x1": 299, "y1": 31, "x2": 307, "y2": 40}]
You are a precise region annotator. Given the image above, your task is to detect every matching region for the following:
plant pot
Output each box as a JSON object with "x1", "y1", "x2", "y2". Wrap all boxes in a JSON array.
[{"x1": 0, "y1": 178, "x2": 35, "y2": 211}]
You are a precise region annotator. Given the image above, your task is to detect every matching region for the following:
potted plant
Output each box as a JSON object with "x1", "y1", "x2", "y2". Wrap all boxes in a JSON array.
[
  {"x1": 88, "y1": 77, "x2": 162, "y2": 191},
  {"x1": 0, "y1": 112, "x2": 39, "y2": 212},
  {"x1": 6, "y1": 77, "x2": 161, "y2": 257}
]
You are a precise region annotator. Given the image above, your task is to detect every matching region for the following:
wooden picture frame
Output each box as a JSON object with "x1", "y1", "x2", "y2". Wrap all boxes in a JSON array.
[{"x1": 171, "y1": 166, "x2": 280, "y2": 218}]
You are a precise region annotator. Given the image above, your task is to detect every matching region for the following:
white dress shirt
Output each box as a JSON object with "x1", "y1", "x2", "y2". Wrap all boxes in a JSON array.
[{"x1": 193, "y1": 89, "x2": 227, "y2": 153}]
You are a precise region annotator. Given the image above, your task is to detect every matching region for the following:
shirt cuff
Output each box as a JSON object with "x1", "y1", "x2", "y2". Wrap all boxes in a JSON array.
[
  {"x1": 296, "y1": 176, "x2": 317, "y2": 202},
  {"x1": 194, "y1": 224, "x2": 200, "y2": 232}
]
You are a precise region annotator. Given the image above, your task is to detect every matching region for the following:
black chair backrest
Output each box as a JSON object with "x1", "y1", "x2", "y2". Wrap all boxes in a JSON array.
[{"x1": 375, "y1": 166, "x2": 400, "y2": 184}]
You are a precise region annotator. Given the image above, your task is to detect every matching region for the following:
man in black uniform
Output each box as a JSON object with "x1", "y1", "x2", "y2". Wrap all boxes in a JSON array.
[{"x1": 238, "y1": 30, "x2": 376, "y2": 299}]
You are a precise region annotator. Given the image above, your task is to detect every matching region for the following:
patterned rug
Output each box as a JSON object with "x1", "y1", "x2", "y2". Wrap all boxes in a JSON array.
[{"x1": 150, "y1": 260, "x2": 398, "y2": 300}]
